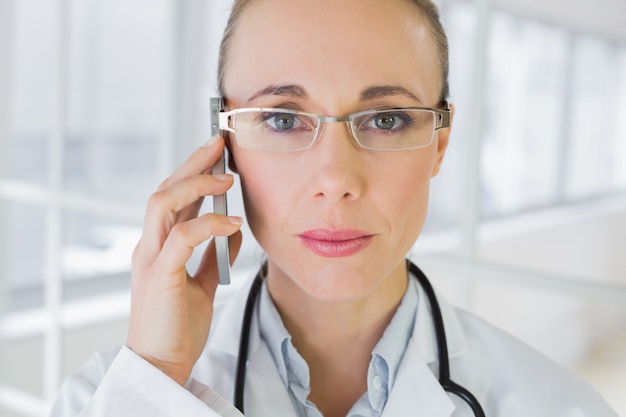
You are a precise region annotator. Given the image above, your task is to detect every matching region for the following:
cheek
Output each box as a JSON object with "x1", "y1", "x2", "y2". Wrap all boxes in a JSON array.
[
  {"x1": 235, "y1": 146, "x2": 436, "y2": 258},
  {"x1": 238, "y1": 169, "x2": 272, "y2": 234},
  {"x1": 380, "y1": 153, "x2": 434, "y2": 242},
  {"x1": 235, "y1": 153, "x2": 296, "y2": 243}
]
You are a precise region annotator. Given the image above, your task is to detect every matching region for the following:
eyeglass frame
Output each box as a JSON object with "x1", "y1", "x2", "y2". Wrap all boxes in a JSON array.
[{"x1": 217, "y1": 102, "x2": 451, "y2": 152}]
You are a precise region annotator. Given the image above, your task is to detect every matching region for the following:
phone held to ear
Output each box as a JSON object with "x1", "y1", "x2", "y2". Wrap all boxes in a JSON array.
[{"x1": 210, "y1": 97, "x2": 231, "y2": 285}]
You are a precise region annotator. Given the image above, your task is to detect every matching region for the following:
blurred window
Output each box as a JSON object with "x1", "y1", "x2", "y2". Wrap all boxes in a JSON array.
[
  {"x1": 477, "y1": 12, "x2": 626, "y2": 218},
  {"x1": 481, "y1": 12, "x2": 569, "y2": 215},
  {"x1": 1, "y1": 0, "x2": 168, "y2": 312}
]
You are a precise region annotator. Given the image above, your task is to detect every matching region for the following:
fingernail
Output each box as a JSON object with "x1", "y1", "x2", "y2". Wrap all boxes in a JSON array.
[
  {"x1": 228, "y1": 216, "x2": 243, "y2": 225},
  {"x1": 202, "y1": 135, "x2": 220, "y2": 148},
  {"x1": 214, "y1": 174, "x2": 232, "y2": 181}
]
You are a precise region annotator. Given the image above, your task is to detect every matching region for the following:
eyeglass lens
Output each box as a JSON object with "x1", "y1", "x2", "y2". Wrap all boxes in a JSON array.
[{"x1": 231, "y1": 109, "x2": 438, "y2": 152}]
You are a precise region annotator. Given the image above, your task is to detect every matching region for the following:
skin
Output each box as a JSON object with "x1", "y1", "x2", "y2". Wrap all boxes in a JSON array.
[
  {"x1": 127, "y1": 137, "x2": 244, "y2": 385},
  {"x1": 127, "y1": 0, "x2": 452, "y2": 416},
  {"x1": 225, "y1": 0, "x2": 452, "y2": 415}
]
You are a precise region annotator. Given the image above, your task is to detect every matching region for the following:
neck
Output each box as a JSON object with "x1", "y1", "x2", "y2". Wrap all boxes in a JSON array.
[
  {"x1": 266, "y1": 260, "x2": 408, "y2": 356},
  {"x1": 265, "y1": 261, "x2": 408, "y2": 417}
]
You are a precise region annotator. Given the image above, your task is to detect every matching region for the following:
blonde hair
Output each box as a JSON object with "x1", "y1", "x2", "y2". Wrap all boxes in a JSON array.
[{"x1": 217, "y1": 0, "x2": 449, "y2": 105}]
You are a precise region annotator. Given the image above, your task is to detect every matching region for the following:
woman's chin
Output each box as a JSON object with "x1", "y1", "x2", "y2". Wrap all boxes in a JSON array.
[{"x1": 267, "y1": 258, "x2": 403, "y2": 304}]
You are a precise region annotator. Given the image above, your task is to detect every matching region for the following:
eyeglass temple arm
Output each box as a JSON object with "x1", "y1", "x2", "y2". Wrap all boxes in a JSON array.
[
  {"x1": 218, "y1": 112, "x2": 236, "y2": 133},
  {"x1": 437, "y1": 110, "x2": 451, "y2": 130},
  {"x1": 436, "y1": 103, "x2": 451, "y2": 130}
]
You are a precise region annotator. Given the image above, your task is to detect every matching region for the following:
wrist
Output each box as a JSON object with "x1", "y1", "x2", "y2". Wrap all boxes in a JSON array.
[{"x1": 125, "y1": 344, "x2": 192, "y2": 386}]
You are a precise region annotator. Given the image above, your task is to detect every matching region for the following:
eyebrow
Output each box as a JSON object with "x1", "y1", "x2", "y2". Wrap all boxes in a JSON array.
[
  {"x1": 246, "y1": 83, "x2": 423, "y2": 105},
  {"x1": 359, "y1": 85, "x2": 423, "y2": 104},
  {"x1": 247, "y1": 84, "x2": 308, "y2": 103}
]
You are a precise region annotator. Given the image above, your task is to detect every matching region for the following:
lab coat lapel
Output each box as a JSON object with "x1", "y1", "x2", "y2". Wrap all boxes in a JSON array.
[
  {"x1": 207, "y1": 270, "x2": 468, "y2": 417},
  {"x1": 381, "y1": 340, "x2": 455, "y2": 417},
  {"x1": 209, "y1": 275, "x2": 260, "y2": 358},
  {"x1": 245, "y1": 340, "x2": 298, "y2": 417},
  {"x1": 208, "y1": 275, "x2": 297, "y2": 417},
  {"x1": 413, "y1": 278, "x2": 468, "y2": 364},
  {"x1": 380, "y1": 276, "x2": 469, "y2": 417}
]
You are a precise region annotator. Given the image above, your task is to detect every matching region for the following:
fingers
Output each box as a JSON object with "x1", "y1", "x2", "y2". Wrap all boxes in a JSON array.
[
  {"x1": 135, "y1": 137, "x2": 234, "y2": 261},
  {"x1": 152, "y1": 212, "x2": 242, "y2": 278},
  {"x1": 157, "y1": 135, "x2": 225, "y2": 192},
  {"x1": 138, "y1": 174, "x2": 233, "y2": 260},
  {"x1": 126, "y1": 135, "x2": 241, "y2": 385},
  {"x1": 132, "y1": 134, "x2": 243, "y2": 287}
]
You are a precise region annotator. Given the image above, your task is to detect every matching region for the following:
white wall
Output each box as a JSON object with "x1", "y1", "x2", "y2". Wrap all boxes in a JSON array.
[
  {"x1": 494, "y1": 0, "x2": 626, "y2": 42},
  {"x1": 419, "y1": 197, "x2": 626, "y2": 413}
]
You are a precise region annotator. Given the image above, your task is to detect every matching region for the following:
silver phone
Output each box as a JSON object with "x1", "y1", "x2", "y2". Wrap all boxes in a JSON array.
[{"x1": 210, "y1": 97, "x2": 231, "y2": 285}]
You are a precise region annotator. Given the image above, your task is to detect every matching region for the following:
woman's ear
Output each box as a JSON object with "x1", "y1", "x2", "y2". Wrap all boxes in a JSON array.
[{"x1": 431, "y1": 103, "x2": 454, "y2": 178}]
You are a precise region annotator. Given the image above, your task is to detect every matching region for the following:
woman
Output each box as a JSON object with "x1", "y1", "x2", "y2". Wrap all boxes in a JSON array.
[{"x1": 51, "y1": 0, "x2": 616, "y2": 416}]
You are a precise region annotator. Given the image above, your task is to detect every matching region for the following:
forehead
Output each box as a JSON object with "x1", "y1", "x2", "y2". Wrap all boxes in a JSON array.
[{"x1": 223, "y1": 0, "x2": 441, "y2": 108}]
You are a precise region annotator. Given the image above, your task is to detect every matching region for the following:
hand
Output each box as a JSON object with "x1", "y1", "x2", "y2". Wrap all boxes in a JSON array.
[{"x1": 126, "y1": 136, "x2": 243, "y2": 385}]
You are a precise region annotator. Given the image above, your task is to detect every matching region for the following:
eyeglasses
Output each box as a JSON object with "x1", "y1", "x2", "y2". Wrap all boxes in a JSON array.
[{"x1": 217, "y1": 104, "x2": 450, "y2": 152}]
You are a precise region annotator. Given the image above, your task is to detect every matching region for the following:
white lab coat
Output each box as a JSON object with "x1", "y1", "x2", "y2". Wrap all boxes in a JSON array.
[{"x1": 50, "y1": 272, "x2": 617, "y2": 417}]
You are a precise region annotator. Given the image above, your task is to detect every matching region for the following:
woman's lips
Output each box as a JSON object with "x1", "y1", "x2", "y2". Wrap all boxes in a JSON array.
[{"x1": 298, "y1": 229, "x2": 373, "y2": 258}]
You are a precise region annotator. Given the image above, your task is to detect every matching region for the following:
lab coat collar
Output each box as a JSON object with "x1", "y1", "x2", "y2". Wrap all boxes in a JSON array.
[
  {"x1": 413, "y1": 277, "x2": 469, "y2": 364},
  {"x1": 208, "y1": 273, "x2": 298, "y2": 417},
  {"x1": 209, "y1": 272, "x2": 262, "y2": 358},
  {"x1": 210, "y1": 269, "x2": 469, "y2": 360},
  {"x1": 377, "y1": 277, "x2": 469, "y2": 417},
  {"x1": 208, "y1": 268, "x2": 468, "y2": 416},
  {"x1": 381, "y1": 340, "x2": 456, "y2": 417}
]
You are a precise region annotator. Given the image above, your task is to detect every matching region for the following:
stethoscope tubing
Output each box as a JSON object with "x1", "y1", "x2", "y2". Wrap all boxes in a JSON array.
[
  {"x1": 234, "y1": 263, "x2": 266, "y2": 410},
  {"x1": 408, "y1": 261, "x2": 486, "y2": 417},
  {"x1": 234, "y1": 261, "x2": 486, "y2": 417}
]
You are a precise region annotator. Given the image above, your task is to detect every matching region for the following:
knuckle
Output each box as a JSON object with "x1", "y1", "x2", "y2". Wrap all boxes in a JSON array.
[
  {"x1": 157, "y1": 176, "x2": 173, "y2": 192},
  {"x1": 169, "y1": 222, "x2": 190, "y2": 243},
  {"x1": 131, "y1": 240, "x2": 142, "y2": 262},
  {"x1": 147, "y1": 190, "x2": 167, "y2": 210}
]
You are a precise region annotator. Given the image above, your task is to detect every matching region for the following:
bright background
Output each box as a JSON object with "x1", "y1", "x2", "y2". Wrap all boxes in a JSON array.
[{"x1": 1, "y1": 0, "x2": 625, "y2": 415}]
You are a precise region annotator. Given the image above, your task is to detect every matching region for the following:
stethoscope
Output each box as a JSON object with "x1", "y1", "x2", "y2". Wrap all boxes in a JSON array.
[{"x1": 234, "y1": 260, "x2": 486, "y2": 417}]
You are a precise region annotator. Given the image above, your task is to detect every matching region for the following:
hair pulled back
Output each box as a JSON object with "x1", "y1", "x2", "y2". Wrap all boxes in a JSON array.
[{"x1": 217, "y1": 0, "x2": 449, "y2": 105}]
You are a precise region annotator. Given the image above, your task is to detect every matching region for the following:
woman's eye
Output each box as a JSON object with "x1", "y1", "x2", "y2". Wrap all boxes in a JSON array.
[
  {"x1": 263, "y1": 112, "x2": 298, "y2": 131},
  {"x1": 367, "y1": 112, "x2": 410, "y2": 131}
]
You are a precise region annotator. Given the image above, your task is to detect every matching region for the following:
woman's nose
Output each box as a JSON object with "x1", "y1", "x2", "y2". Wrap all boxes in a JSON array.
[{"x1": 307, "y1": 122, "x2": 365, "y2": 203}]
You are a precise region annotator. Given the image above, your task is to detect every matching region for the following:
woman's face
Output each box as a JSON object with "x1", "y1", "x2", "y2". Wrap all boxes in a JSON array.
[{"x1": 223, "y1": 0, "x2": 451, "y2": 302}]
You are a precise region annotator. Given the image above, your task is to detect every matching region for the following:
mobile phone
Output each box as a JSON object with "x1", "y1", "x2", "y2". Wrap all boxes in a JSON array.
[{"x1": 210, "y1": 97, "x2": 231, "y2": 285}]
